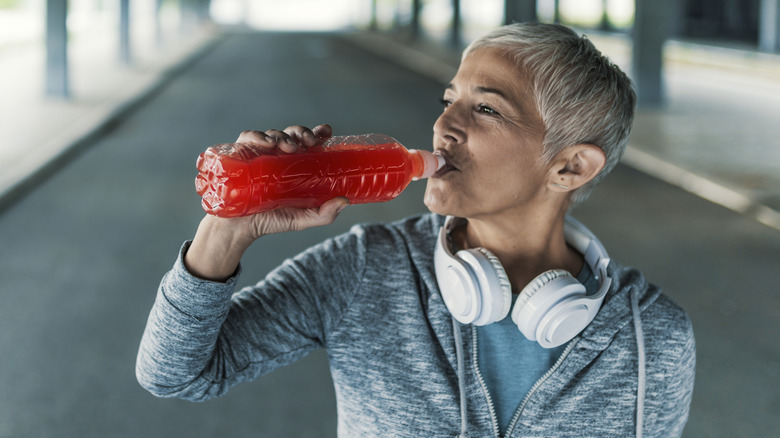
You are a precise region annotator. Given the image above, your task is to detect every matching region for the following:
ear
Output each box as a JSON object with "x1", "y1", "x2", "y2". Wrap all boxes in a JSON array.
[{"x1": 547, "y1": 144, "x2": 606, "y2": 192}]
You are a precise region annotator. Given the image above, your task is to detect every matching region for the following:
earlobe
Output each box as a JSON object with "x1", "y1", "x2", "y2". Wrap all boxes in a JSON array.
[{"x1": 548, "y1": 144, "x2": 606, "y2": 191}]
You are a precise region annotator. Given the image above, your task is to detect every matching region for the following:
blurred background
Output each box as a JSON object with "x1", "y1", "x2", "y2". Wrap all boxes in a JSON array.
[{"x1": 0, "y1": 0, "x2": 778, "y2": 437}]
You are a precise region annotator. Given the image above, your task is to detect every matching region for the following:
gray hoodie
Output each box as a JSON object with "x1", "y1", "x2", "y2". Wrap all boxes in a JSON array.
[{"x1": 137, "y1": 214, "x2": 695, "y2": 437}]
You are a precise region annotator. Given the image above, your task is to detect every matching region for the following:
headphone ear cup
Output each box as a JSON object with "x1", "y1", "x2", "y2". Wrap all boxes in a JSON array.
[
  {"x1": 512, "y1": 269, "x2": 587, "y2": 346},
  {"x1": 455, "y1": 247, "x2": 512, "y2": 325}
]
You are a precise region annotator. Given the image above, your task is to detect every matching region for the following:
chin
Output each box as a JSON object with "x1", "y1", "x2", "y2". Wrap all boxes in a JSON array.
[
  {"x1": 423, "y1": 184, "x2": 449, "y2": 215},
  {"x1": 424, "y1": 193, "x2": 463, "y2": 218},
  {"x1": 424, "y1": 180, "x2": 475, "y2": 218}
]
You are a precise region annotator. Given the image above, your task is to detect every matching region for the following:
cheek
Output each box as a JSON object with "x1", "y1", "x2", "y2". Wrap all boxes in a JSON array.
[{"x1": 483, "y1": 150, "x2": 545, "y2": 194}]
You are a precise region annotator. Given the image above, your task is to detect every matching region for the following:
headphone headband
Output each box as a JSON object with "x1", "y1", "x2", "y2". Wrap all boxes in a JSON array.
[
  {"x1": 438, "y1": 216, "x2": 610, "y2": 285},
  {"x1": 562, "y1": 216, "x2": 612, "y2": 301}
]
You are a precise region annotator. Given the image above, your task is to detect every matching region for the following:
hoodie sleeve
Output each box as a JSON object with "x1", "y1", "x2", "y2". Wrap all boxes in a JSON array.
[
  {"x1": 643, "y1": 294, "x2": 696, "y2": 438},
  {"x1": 136, "y1": 227, "x2": 366, "y2": 401}
]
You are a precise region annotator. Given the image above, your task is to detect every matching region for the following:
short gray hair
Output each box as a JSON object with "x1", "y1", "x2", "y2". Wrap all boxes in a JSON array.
[{"x1": 463, "y1": 22, "x2": 636, "y2": 207}]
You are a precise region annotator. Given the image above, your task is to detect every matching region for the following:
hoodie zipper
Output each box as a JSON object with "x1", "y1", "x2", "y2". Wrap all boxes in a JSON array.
[
  {"x1": 471, "y1": 325, "x2": 502, "y2": 438},
  {"x1": 504, "y1": 336, "x2": 580, "y2": 437}
]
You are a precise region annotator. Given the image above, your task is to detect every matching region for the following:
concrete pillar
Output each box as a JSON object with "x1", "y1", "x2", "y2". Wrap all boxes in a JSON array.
[
  {"x1": 450, "y1": 0, "x2": 461, "y2": 47},
  {"x1": 120, "y1": 0, "x2": 131, "y2": 64},
  {"x1": 599, "y1": 0, "x2": 610, "y2": 30},
  {"x1": 411, "y1": 0, "x2": 421, "y2": 38},
  {"x1": 45, "y1": 0, "x2": 69, "y2": 98},
  {"x1": 632, "y1": 0, "x2": 671, "y2": 107},
  {"x1": 760, "y1": 0, "x2": 780, "y2": 52},
  {"x1": 155, "y1": 0, "x2": 163, "y2": 46},
  {"x1": 370, "y1": 0, "x2": 378, "y2": 31},
  {"x1": 504, "y1": 0, "x2": 537, "y2": 24}
]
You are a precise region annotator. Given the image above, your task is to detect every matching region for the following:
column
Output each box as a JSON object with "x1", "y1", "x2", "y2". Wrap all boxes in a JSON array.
[
  {"x1": 450, "y1": 0, "x2": 461, "y2": 47},
  {"x1": 760, "y1": 0, "x2": 780, "y2": 52},
  {"x1": 120, "y1": 0, "x2": 131, "y2": 64},
  {"x1": 632, "y1": 0, "x2": 671, "y2": 107},
  {"x1": 155, "y1": 0, "x2": 164, "y2": 46},
  {"x1": 504, "y1": 0, "x2": 537, "y2": 25},
  {"x1": 411, "y1": 0, "x2": 421, "y2": 38},
  {"x1": 45, "y1": 0, "x2": 69, "y2": 98}
]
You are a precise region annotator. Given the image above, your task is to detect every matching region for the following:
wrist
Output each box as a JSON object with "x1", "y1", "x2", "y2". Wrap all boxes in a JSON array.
[{"x1": 184, "y1": 215, "x2": 255, "y2": 281}]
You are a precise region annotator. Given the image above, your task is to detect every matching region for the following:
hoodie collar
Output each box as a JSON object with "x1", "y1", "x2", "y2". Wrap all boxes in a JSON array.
[{"x1": 576, "y1": 262, "x2": 662, "y2": 351}]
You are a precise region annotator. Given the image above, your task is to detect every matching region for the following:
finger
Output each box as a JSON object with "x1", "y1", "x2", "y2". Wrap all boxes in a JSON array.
[
  {"x1": 235, "y1": 130, "x2": 275, "y2": 148},
  {"x1": 265, "y1": 129, "x2": 298, "y2": 153},
  {"x1": 283, "y1": 125, "x2": 317, "y2": 147},
  {"x1": 311, "y1": 124, "x2": 333, "y2": 142}
]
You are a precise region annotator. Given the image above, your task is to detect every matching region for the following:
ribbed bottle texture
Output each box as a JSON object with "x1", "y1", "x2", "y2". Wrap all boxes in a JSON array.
[{"x1": 195, "y1": 134, "x2": 443, "y2": 217}]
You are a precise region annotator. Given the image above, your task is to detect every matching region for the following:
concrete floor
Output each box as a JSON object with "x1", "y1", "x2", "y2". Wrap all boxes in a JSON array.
[{"x1": 0, "y1": 31, "x2": 778, "y2": 437}]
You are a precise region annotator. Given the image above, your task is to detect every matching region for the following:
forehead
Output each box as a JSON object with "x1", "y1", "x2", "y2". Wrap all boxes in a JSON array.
[{"x1": 450, "y1": 47, "x2": 529, "y2": 97}]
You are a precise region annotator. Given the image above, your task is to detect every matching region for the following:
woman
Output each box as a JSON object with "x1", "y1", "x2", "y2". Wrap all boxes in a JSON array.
[{"x1": 137, "y1": 23, "x2": 695, "y2": 437}]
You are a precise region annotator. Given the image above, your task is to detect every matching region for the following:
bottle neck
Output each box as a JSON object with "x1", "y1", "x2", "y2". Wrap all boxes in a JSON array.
[{"x1": 410, "y1": 149, "x2": 444, "y2": 180}]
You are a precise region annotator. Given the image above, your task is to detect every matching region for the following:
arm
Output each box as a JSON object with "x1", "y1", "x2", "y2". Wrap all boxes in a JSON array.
[
  {"x1": 136, "y1": 124, "x2": 351, "y2": 400},
  {"x1": 645, "y1": 297, "x2": 696, "y2": 438}
]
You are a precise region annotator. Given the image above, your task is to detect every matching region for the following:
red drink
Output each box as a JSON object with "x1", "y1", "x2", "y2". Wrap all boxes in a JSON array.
[{"x1": 195, "y1": 134, "x2": 443, "y2": 217}]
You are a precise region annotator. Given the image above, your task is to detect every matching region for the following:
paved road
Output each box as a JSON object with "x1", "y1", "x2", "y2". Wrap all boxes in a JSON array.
[{"x1": 0, "y1": 31, "x2": 777, "y2": 437}]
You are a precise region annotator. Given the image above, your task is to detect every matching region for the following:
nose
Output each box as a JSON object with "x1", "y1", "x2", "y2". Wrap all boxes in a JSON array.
[{"x1": 433, "y1": 104, "x2": 466, "y2": 146}]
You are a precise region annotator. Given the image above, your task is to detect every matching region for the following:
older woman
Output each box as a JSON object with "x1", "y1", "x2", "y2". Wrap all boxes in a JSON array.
[{"x1": 137, "y1": 23, "x2": 694, "y2": 438}]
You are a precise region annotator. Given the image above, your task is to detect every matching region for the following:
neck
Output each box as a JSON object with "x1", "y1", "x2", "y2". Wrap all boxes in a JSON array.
[{"x1": 453, "y1": 210, "x2": 583, "y2": 292}]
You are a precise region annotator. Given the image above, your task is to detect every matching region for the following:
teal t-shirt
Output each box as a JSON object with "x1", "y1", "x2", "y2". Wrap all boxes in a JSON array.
[{"x1": 476, "y1": 264, "x2": 599, "y2": 434}]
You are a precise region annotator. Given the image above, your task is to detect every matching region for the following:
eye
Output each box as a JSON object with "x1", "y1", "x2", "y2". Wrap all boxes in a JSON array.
[
  {"x1": 477, "y1": 104, "x2": 498, "y2": 115},
  {"x1": 439, "y1": 98, "x2": 452, "y2": 109}
]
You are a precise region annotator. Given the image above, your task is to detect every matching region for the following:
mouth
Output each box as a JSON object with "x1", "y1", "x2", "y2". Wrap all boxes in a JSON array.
[{"x1": 431, "y1": 150, "x2": 457, "y2": 178}]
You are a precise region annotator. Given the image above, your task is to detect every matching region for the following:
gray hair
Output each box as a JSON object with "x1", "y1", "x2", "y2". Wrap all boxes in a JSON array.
[{"x1": 463, "y1": 22, "x2": 636, "y2": 207}]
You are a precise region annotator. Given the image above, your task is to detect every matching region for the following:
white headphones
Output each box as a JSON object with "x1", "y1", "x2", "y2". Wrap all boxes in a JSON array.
[{"x1": 434, "y1": 215, "x2": 613, "y2": 348}]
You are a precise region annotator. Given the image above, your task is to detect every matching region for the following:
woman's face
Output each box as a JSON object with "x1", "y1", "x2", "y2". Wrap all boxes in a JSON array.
[{"x1": 424, "y1": 47, "x2": 549, "y2": 220}]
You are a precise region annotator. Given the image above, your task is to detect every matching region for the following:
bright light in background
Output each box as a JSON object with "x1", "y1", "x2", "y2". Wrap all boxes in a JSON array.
[
  {"x1": 559, "y1": 0, "x2": 603, "y2": 28},
  {"x1": 547, "y1": 0, "x2": 634, "y2": 30},
  {"x1": 395, "y1": 0, "x2": 414, "y2": 29},
  {"x1": 2, "y1": 0, "x2": 638, "y2": 47},
  {"x1": 462, "y1": 0, "x2": 503, "y2": 42},
  {"x1": 421, "y1": 0, "x2": 452, "y2": 41},
  {"x1": 606, "y1": 0, "x2": 634, "y2": 29},
  {"x1": 537, "y1": 0, "x2": 555, "y2": 23},
  {"x1": 0, "y1": 0, "x2": 43, "y2": 46},
  {"x1": 373, "y1": 0, "x2": 398, "y2": 30},
  {"x1": 210, "y1": 0, "x2": 368, "y2": 31}
]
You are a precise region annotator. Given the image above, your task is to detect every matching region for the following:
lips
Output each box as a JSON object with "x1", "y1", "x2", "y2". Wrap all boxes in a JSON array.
[{"x1": 432, "y1": 150, "x2": 458, "y2": 178}]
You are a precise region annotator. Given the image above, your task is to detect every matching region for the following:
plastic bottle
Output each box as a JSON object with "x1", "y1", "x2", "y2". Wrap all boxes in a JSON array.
[{"x1": 195, "y1": 133, "x2": 445, "y2": 217}]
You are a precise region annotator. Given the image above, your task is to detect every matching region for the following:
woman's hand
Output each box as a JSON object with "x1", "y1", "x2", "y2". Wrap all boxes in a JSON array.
[
  {"x1": 184, "y1": 124, "x2": 349, "y2": 281},
  {"x1": 241, "y1": 123, "x2": 333, "y2": 154}
]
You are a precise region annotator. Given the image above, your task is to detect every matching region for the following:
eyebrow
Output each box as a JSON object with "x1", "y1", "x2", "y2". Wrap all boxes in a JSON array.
[{"x1": 445, "y1": 83, "x2": 511, "y2": 101}]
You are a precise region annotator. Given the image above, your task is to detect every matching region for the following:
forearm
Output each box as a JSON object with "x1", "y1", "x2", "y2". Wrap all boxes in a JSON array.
[{"x1": 136, "y1": 242, "x2": 239, "y2": 400}]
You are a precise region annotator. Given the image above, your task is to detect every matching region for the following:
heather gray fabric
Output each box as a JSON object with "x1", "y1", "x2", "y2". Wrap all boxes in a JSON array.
[{"x1": 137, "y1": 213, "x2": 695, "y2": 437}]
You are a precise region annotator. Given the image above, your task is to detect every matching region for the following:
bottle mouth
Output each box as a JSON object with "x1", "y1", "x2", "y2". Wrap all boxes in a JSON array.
[{"x1": 414, "y1": 150, "x2": 446, "y2": 180}]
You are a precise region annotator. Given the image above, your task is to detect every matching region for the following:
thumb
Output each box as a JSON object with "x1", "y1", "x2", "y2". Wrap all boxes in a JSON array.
[{"x1": 315, "y1": 197, "x2": 350, "y2": 224}]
